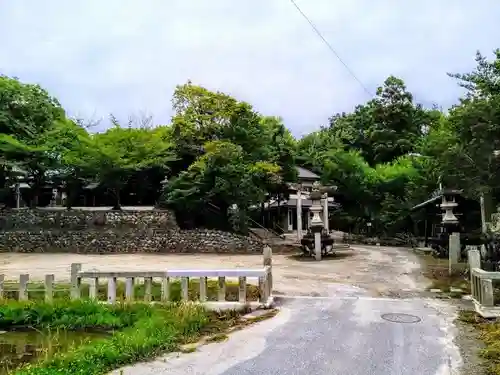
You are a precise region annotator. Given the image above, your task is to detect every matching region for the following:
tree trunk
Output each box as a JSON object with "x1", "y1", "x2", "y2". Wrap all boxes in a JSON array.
[
  {"x1": 112, "y1": 187, "x2": 121, "y2": 210},
  {"x1": 65, "y1": 180, "x2": 75, "y2": 210}
]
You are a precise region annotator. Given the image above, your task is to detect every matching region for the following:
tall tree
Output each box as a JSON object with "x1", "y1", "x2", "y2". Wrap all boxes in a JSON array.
[
  {"x1": 66, "y1": 124, "x2": 175, "y2": 210},
  {"x1": 329, "y1": 76, "x2": 433, "y2": 166},
  {"x1": 0, "y1": 75, "x2": 66, "y2": 206}
]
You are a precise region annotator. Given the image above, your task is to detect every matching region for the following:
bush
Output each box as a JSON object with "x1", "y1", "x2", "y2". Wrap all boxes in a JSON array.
[{"x1": 0, "y1": 300, "x2": 221, "y2": 375}]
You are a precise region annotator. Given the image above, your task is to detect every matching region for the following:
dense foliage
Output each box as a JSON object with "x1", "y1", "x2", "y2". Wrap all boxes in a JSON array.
[{"x1": 2, "y1": 48, "x2": 500, "y2": 235}]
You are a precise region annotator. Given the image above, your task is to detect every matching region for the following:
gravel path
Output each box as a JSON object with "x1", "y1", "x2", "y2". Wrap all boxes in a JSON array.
[{"x1": 0, "y1": 245, "x2": 426, "y2": 296}]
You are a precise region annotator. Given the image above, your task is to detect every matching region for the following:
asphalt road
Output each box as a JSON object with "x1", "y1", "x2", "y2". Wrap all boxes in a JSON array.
[{"x1": 112, "y1": 292, "x2": 463, "y2": 375}]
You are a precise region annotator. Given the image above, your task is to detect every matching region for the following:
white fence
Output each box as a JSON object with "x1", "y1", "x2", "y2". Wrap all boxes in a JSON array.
[
  {"x1": 469, "y1": 248, "x2": 500, "y2": 317},
  {"x1": 0, "y1": 247, "x2": 274, "y2": 311}
]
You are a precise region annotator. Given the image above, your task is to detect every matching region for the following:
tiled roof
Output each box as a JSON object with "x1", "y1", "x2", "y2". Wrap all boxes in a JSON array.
[
  {"x1": 269, "y1": 199, "x2": 339, "y2": 208},
  {"x1": 296, "y1": 166, "x2": 320, "y2": 180}
]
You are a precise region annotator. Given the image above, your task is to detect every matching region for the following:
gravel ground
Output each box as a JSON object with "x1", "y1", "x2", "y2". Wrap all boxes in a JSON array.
[
  {"x1": 0, "y1": 245, "x2": 427, "y2": 296},
  {"x1": 451, "y1": 300, "x2": 486, "y2": 375}
]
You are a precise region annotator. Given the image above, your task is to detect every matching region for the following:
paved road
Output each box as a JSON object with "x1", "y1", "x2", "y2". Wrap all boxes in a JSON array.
[{"x1": 113, "y1": 289, "x2": 463, "y2": 375}]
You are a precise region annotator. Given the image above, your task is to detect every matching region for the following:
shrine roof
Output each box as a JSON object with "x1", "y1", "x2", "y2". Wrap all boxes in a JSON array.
[
  {"x1": 296, "y1": 166, "x2": 320, "y2": 181},
  {"x1": 411, "y1": 188, "x2": 465, "y2": 211}
]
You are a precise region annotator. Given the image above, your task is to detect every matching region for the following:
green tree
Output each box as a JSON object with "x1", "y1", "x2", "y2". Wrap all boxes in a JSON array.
[
  {"x1": 163, "y1": 140, "x2": 281, "y2": 233},
  {"x1": 0, "y1": 75, "x2": 66, "y2": 205},
  {"x1": 66, "y1": 123, "x2": 175, "y2": 210},
  {"x1": 329, "y1": 76, "x2": 433, "y2": 166}
]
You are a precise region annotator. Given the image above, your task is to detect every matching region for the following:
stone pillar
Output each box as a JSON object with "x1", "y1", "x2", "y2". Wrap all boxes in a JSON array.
[
  {"x1": 263, "y1": 245, "x2": 272, "y2": 295},
  {"x1": 15, "y1": 182, "x2": 20, "y2": 209},
  {"x1": 314, "y1": 232, "x2": 322, "y2": 261},
  {"x1": 480, "y1": 193, "x2": 488, "y2": 233},
  {"x1": 449, "y1": 232, "x2": 461, "y2": 274},
  {"x1": 322, "y1": 193, "x2": 329, "y2": 233},
  {"x1": 468, "y1": 248, "x2": 481, "y2": 270},
  {"x1": 296, "y1": 188, "x2": 302, "y2": 241},
  {"x1": 309, "y1": 191, "x2": 324, "y2": 261}
]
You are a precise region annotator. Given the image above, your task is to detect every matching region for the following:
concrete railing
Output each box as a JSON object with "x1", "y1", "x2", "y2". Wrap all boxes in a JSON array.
[
  {"x1": 0, "y1": 246, "x2": 274, "y2": 311},
  {"x1": 73, "y1": 266, "x2": 273, "y2": 310},
  {"x1": 468, "y1": 249, "x2": 500, "y2": 318}
]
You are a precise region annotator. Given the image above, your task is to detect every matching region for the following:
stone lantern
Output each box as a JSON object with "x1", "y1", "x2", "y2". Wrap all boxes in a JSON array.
[
  {"x1": 440, "y1": 189, "x2": 461, "y2": 269},
  {"x1": 440, "y1": 193, "x2": 458, "y2": 227},
  {"x1": 309, "y1": 189, "x2": 324, "y2": 261}
]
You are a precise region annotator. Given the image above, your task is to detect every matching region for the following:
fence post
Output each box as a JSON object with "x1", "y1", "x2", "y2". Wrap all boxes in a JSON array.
[
  {"x1": 89, "y1": 277, "x2": 98, "y2": 300},
  {"x1": 161, "y1": 277, "x2": 170, "y2": 302},
  {"x1": 199, "y1": 277, "x2": 207, "y2": 302},
  {"x1": 144, "y1": 277, "x2": 153, "y2": 302},
  {"x1": 238, "y1": 276, "x2": 247, "y2": 303},
  {"x1": 125, "y1": 277, "x2": 134, "y2": 302},
  {"x1": 181, "y1": 277, "x2": 189, "y2": 301},
  {"x1": 19, "y1": 274, "x2": 29, "y2": 301},
  {"x1": 218, "y1": 276, "x2": 226, "y2": 301},
  {"x1": 468, "y1": 249, "x2": 481, "y2": 286},
  {"x1": 0, "y1": 275, "x2": 4, "y2": 300},
  {"x1": 263, "y1": 245, "x2": 272, "y2": 296},
  {"x1": 481, "y1": 278, "x2": 495, "y2": 306},
  {"x1": 70, "y1": 263, "x2": 82, "y2": 300},
  {"x1": 449, "y1": 232, "x2": 461, "y2": 274},
  {"x1": 45, "y1": 274, "x2": 54, "y2": 302},
  {"x1": 108, "y1": 277, "x2": 117, "y2": 304}
]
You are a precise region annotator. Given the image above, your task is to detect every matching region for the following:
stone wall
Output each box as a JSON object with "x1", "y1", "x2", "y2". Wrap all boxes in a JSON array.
[{"x1": 0, "y1": 208, "x2": 263, "y2": 253}]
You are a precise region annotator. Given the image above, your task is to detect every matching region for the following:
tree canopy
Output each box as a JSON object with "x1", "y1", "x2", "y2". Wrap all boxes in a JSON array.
[{"x1": 2, "y1": 48, "x2": 500, "y2": 235}]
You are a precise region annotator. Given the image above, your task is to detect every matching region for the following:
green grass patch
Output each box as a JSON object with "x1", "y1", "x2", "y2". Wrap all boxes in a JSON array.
[
  {"x1": 0, "y1": 299, "x2": 143, "y2": 331},
  {"x1": 2, "y1": 279, "x2": 260, "y2": 303},
  {"x1": 417, "y1": 253, "x2": 470, "y2": 296},
  {"x1": 0, "y1": 299, "x2": 248, "y2": 375},
  {"x1": 459, "y1": 310, "x2": 500, "y2": 374}
]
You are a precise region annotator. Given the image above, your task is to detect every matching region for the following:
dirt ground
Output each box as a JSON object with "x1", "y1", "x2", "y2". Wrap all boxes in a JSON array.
[{"x1": 0, "y1": 245, "x2": 429, "y2": 296}]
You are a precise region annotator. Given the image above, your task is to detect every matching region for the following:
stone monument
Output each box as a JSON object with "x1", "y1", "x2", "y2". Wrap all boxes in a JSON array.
[
  {"x1": 309, "y1": 188, "x2": 324, "y2": 261},
  {"x1": 440, "y1": 191, "x2": 460, "y2": 274}
]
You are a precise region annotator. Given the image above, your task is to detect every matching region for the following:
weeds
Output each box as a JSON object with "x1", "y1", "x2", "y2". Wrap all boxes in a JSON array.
[
  {"x1": 205, "y1": 333, "x2": 228, "y2": 343},
  {"x1": 0, "y1": 300, "x2": 145, "y2": 331},
  {"x1": 4, "y1": 301, "x2": 213, "y2": 375},
  {"x1": 0, "y1": 280, "x2": 271, "y2": 374},
  {"x1": 416, "y1": 253, "x2": 470, "y2": 296},
  {"x1": 459, "y1": 310, "x2": 500, "y2": 375}
]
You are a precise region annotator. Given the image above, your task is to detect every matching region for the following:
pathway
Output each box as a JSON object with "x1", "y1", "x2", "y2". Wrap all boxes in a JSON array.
[
  {"x1": 108, "y1": 246, "x2": 466, "y2": 375},
  {"x1": 0, "y1": 245, "x2": 425, "y2": 296}
]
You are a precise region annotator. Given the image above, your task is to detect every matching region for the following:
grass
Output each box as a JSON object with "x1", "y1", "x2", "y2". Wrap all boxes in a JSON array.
[
  {"x1": 458, "y1": 310, "x2": 500, "y2": 375},
  {"x1": 417, "y1": 253, "x2": 470, "y2": 296},
  {"x1": 1, "y1": 279, "x2": 260, "y2": 303},
  {"x1": 0, "y1": 278, "x2": 273, "y2": 375},
  {"x1": 0, "y1": 299, "x2": 141, "y2": 331},
  {"x1": 0, "y1": 298, "x2": 265, "y2": 375}
]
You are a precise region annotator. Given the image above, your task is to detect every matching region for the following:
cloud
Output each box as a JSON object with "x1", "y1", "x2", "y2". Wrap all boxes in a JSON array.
[{"x1": 1, "y1": 0, "x2": 499, "y2": 136}]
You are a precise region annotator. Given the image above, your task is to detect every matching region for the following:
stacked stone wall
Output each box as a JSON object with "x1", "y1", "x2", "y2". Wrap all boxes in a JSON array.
[{"x1": 0, "y1": 208, "x2": 262, "y2": 253}]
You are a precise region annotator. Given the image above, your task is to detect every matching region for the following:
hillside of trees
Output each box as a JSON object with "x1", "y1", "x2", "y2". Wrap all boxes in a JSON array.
[{"x1": 1, "y1": 49, "x2": 500, "y2": 236}]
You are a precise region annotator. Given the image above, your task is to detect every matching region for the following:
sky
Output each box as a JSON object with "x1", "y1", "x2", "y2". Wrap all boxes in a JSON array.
[{"x1": 1, "y1": 1, "x2": 500, "y2": 137}]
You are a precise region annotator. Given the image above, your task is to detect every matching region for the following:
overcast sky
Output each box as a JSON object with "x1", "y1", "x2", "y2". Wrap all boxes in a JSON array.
[{"x1": 1, "y1": 1, "x2": 499, "y2": 136}]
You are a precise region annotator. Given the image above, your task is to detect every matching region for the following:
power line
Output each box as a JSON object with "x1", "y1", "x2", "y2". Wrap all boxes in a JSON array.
[{"x1": 289, "y1": 0, "x2": 374, "y2": 97}]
